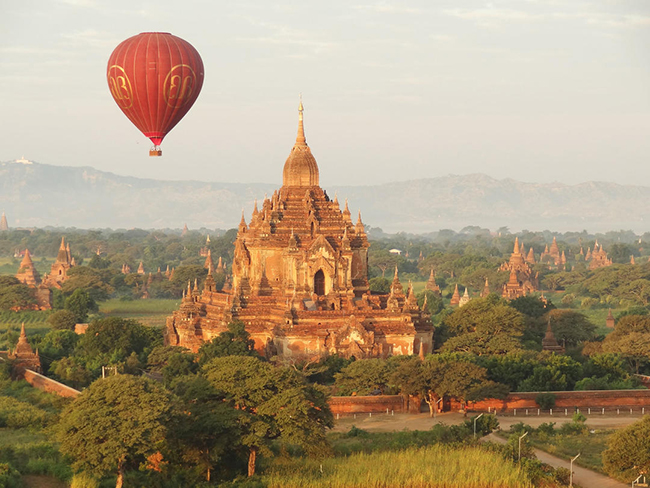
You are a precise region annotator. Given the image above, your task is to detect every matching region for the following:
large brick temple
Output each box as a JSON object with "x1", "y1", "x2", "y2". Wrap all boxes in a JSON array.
[{"x1": 165, "y1": 103, "x2": 433, "y2": 359}]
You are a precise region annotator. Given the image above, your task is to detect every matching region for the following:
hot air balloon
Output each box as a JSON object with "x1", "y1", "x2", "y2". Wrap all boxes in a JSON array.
[{"x1": 107, "y1": 32, "x2": 204, "y2": 156}]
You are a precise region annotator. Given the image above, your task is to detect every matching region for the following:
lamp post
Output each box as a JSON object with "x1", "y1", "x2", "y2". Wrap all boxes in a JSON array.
[
  {"x1": 433, "y1": 398, "x2": 443, "y2": 418},
  {"x1": 518, "y1": 431, "x2": 528, "y2": 462},
  {"x1": 570, "y1": 453, "x2": 581, "y2": 487},
  {"x1": 473, "y1": 413, "x2": 484, "y2": 438}
]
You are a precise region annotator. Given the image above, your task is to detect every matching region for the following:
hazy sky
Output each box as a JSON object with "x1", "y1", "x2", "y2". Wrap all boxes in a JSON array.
[{"x1": 1, "y1": 0, "x2": 649, "y2": 188}]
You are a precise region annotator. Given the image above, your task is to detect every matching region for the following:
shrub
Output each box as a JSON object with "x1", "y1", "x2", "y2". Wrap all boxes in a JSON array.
[
  {"x1": 0, "y1": 463, "x2": 21, "y2": 488},
  {"x1": 536, "y1": 422, "x2": 556, "y2": 437},
  {"x1": 535, "y1": 392, "x2": 556, "y2": 410},
  {"x1": 70, "y1": 472, "x2": 100, "y2": 488},
  {"x1": 345, "y1": 426, "x2": 370, "y2": 438},
  {"x1": 0, "y1": 396, "x2": 49, "y2": 428},
  {"x1": 554, "y1": 467, "x2": 571, "y2": 485},
  {"x1": 463, "y1": 414, "x2": 499, "y2": 436},
  {"x1": 572, "y1": 412, "x2": 587, "y2": 424}
]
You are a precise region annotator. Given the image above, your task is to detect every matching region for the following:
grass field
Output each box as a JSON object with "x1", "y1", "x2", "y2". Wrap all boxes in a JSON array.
[
  {"x1": 262, "y1": 446, "x2": 535, "y2": 488},
  {"x1": 528, "y1": 430, "x2": 612, "y2": 474},
  {"x1": 99, "y1": 298, "x2": 180, "y2": 327}
]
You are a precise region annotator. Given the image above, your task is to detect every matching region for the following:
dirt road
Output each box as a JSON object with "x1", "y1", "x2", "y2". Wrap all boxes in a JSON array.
[
  {"x1": 484, "y1": 433, "x2": 628, "y2": 488},
  {"x1": 332, "y1": 411, "x2": 641, "y2": 433}
]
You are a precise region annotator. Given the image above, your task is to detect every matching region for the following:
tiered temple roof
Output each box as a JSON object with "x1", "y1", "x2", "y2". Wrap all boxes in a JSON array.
[
  {"x1": 8, "y1": 323, "x2": 42, "y2": 374},
  {"x1": 541, "y1": 318, "x2": 564, "y2": 353},
  {"x1": 15, "y1": 249, "x2": 40, "y2": 287},
  {"x1": 425, "y1": 269, "x2": 441, "y2": 295},
  {"x1": 499, "y1": 237, "x2": 538, "y2": 298},
  {"x1": 587, "y1": 243, "x2": 612, "y2": 270},
  {"x1": 43, "y1": 237, "x2": 75, "y2": 289},
  {"x1": 165, "y1": 103, "x2": 433, "y2": 359}
]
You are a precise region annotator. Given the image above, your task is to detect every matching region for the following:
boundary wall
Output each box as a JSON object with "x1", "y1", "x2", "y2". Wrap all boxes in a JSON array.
[
  {"x1": 23, "y1": 369, "x2": 81, "y2": 398},
  {"x1": 332, "y1": 389, "x2": 650, "y2": 414},
  {"x1": 329, "y1": 395, "x2": 405, "y2": 414}
]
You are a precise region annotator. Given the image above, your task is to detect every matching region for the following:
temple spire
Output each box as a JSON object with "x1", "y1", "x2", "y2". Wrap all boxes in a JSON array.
[{"x1": 296, "y1": 95, "x2": 306, "y2": 145}]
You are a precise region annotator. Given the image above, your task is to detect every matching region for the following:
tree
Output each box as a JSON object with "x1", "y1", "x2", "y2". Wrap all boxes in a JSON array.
[
  {"x1": 368, "y1": 250, "x2": 400, "y2": 277},
  {"x1": 602, "y1": 315, "x2": 650, "y2": 373},
  {"x1": 368, "y1": 276, "x2": 390, "y2": 293},
  {"x1": 0, "y1": 276, "x2": 36, "y2": 311},
  {"x1": 62, "y1": 267, "x2": 114, "y2": 301},
  {"x1": 619, "y1": 279, "x2": 650, "y2": 306},
  {"x1": 50, "y1": 357, "x2": 92, "y2": 389},
  {"x1": 198, "y1": 321, "x2": 258, "y2": 366},
  {"x1": 509, "y1": 295, "x2": 555, "y2": 318},
  {"x1": 47, "y1": 310, "x2": 78, "y2": 330},
  {"x1": 417, "y1": 290, "x2": 445, "y2": 316},
  {"x1": 546, "y1": 309, "x2": 596, "y2": 347},
  {"x1": 78, "y1": 317, "x2": 160, "y2": 363},
  {"x1": 603, "y1": 416, "x2": 650, "y2": 482},
  {"x1": 203, "y1": 356, "x2": 332, "y2": 476},
  {"x1": 518, "y1": 354, "x2": 583, "y2": 391},
  {"x1": 64, "y1": 289, "x2": 98, "y2": 322},
  {"x1": 168, "y1": 375, "x2": 240, "y2": 482},
  {"x1": 440, "y1": 295, "x2": 525, "y2": 355},
  {"x1": 57, "y1": 375, "x2": 171, "y2": 488},
  {"x1": 334, "y1": 358, "x2": 395, "y2": 395}
]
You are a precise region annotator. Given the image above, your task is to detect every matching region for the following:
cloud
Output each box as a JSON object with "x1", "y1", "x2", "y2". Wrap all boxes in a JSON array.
[
  {"x1": 60, "y1": 30, "x2": 122, "y2": 49},
  {"x1": 352, "y1": 4, "x2": 422, "y2": 14},
  {"x1": 444, "y1": 6, "x2": 650, "y2": 29}
]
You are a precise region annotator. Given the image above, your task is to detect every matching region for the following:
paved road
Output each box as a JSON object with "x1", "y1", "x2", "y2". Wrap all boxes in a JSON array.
[{"x1": 484, "y1": 433, "x2": 628, "y2": 488}]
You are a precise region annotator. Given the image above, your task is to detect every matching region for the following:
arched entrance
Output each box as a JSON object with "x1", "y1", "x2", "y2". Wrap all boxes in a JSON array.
[{"x1": 314, "y1": 269, "x2": 325, "y2": 296}]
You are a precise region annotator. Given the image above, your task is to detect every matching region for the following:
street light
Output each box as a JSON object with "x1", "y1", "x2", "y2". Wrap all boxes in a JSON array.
[
  {"x1": 570, "y1": 453, "x2": 581, "y2": 487},
  {"x1": 433, "y1": 398, "x2": 443, "y2": 418},
  {"x1": 473, "y1": 413, "x2": 484, "y2": 438},
  {"x1": 518, "y1": 431, "x2": 528, "y2": 462}
]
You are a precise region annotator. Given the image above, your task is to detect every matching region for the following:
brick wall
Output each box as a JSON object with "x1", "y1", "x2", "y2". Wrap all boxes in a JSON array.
[
  {"x1": 463, "y1": 389, "x2": 650, "y2": 412},
  {"x1": 23, "y1": 369, "x2": 81, "y2": 399},
  {"x1": 329, "y1": 395, "x2": 405, "y2": 414},
  {"x1": 330, "y1": 389, "x2": 650, "y2": 414}
]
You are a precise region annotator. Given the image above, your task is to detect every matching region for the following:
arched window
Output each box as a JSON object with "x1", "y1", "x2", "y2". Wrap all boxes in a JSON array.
[{"x1": 314, "y1": 269, "x2": 325, "y2": 296}]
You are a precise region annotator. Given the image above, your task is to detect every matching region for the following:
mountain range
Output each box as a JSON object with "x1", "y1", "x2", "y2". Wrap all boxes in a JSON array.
[{"x1": 1, "y1": 159, "x2": 648, "y2": 234}]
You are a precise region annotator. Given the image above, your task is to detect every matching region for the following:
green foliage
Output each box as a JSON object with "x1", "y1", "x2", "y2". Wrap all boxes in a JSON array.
[
  {"x1": 603, "y1": 416, "x2": 650, "y2": 482},
  {"x1": 463, "y1": 414, "x2": 499, "y2": 436},
  {"x1": 546, "y1": 309, "x2": 596, "y2": 346},
  {"x1": 368, "y1": 276, "x2": 390, "y2": 293},
  {"x1": 440, "y1": 295, "x2": 525, "y2": 355},
  {"x1": 334, "y1": 358, "x2": 396, "y2": 395},
  {"x1": 535, "y1": 393, "x2": 556, "y2": 409},
  {"x1": 509, "y1": 295, "x2": 555, "y2": 318},
  {"x1": 64, "y1": 288, "x2": 98, "y2": 322},
  {"x1": 518, "y1": 354, "x2": 583, "y2": 391},
  {"x1": 57, "y1": 375, "x2": 172, "y2": 481},
  {"x1": 77, "y1": 317, "x2": 160, "y2": 359},
  {"x1": 0, "y1": 396, "x2": 49, "y2": 428},
  {"x1": 203, "y1": 355, "x2": 333, "y2": 475},
  {"x1": 300, "y1": 355, "x2": 354, "y2": 385},
  {"x1": 70, "y1": 472, "x2": 100, "y2": 488},
  {"x1": 0, "y1": 276, "x2": 36, "y2": 311},
  {"x1": 602, "y1": 314, "x2": 650, "y2": 373},
  {"x1": 49, "y1": 357, "x2": 92, "y2": 389},
  {"x1": 198, "y1": 321, "x2": 258, "y2": 366},
  {"x1": 0, "y1": 463, "x2": 22, "y2": 488},
  {"x1": 167, "y1": 375, "x2": 241, "y2": 482},
  {"x1": 47, "y1": 309, "x2": 78, "y2": 330},
  {"x1": 417, "y1": 290, "x2": 445, "y2": 316}
]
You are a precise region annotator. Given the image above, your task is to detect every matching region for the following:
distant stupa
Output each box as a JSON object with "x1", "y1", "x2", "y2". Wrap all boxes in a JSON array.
[{"x1": 0, "y1": 212, "x2": 8, "y2": 231}]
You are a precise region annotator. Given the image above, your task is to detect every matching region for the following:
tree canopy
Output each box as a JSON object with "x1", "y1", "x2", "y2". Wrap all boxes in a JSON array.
[{"x1": 57, "y1": 375, "x2": 172, "y2": 488}]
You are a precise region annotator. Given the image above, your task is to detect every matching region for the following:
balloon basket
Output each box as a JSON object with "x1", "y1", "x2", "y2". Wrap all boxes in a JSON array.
[{"x1": 149, "y1": 147, "x2": 162, "y2": 157}]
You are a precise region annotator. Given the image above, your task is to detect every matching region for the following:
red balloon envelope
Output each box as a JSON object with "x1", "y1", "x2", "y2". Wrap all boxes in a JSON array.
[{"x1": 107, "y1": 32, "x2": 204, "y2": 156}]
